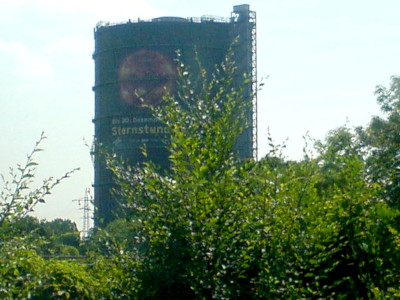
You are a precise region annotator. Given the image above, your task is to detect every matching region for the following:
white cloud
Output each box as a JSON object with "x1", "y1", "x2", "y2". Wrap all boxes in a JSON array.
[
  {"x1": 45, "y1": 35, "x2": 92, "y2": 57},
  {"x1": 0, "y1": 40, "x2": 53, "y2": 77},
  {"x1": 0, "y1": 1, "x2": 30, "y2": 16},
  {"x1": 34, "y1": 0, "x2": 164, "y2": 22}
]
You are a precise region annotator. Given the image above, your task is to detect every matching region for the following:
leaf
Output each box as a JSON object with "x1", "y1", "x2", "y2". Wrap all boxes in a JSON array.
[
  {"x1": 22, "y1": 174, "x2": 34, "y2": 179},
  {"x1": 26, "y1": 162, "x2": 39, "y2": 167}
]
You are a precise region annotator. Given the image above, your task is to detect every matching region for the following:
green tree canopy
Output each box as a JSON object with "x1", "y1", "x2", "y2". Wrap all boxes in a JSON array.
[
  {"x1": 358, "y1": 76, "x2": 400, "y2": 209},
  {"x1": 103, "y1": 57, "x2": 400, "y2": 298}
]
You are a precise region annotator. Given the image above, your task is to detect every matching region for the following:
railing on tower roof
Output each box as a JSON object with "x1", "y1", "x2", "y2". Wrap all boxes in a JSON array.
[{"x1": 95, "y1": 15, "x2": 232, "y2": 31}]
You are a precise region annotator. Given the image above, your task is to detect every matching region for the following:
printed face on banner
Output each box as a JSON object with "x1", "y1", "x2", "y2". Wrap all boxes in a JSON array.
[{"x1": 118, "y1": 49, "x2": 177, "y2": 108}]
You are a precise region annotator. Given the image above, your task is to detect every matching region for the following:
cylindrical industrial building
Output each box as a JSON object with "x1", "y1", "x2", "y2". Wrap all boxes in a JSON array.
[{"x1": 93, "y1": 4, "x2": 257, "y2": 226}]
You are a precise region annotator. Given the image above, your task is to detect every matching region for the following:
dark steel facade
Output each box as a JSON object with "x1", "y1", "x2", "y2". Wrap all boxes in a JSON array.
[{"x1": 93, "y1": 5, "x2": 257, "y2": 226}]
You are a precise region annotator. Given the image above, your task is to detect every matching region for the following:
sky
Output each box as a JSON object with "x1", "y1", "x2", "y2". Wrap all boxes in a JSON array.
[{"x1": 1, "y1": 0, "x2": 399, "y2": 230}]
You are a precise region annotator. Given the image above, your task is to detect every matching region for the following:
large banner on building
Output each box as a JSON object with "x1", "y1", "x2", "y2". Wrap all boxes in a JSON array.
[
  {"x1": 110, "y1": 114, "x2": 170, "y2": 150},
  {"x1": 94, "y1": 47, "x2": 180, "y2": 152},
  {"x1": 118, "y1": 49, "x2": 176, "y2": 108},
  {"x1": 111, "y1": 48, "x2": 176, "y2": 150}
]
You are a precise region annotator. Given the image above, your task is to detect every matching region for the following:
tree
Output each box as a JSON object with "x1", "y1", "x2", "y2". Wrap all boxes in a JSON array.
[
  {"x1": 107, "y1": 51, "x2": 260, "y2": 298},
  {"x1": 105, "y1": 55, "x2": 400, "y2": 298},
  {"x1": 0, "y1": 132, "x2": 78, "y2": 230},
  {"x1": 41, "y1": 218, "x2": 81, "y2": 255},
  {"x1": 299, "y1": 125, "x2": 400, "y2": 298},
  {"x1": 358, "y1": 76, "x2": 400, "y2": 210},
  {"x1": 0, "y1": 135, "x2": 106, "y2": 299}
]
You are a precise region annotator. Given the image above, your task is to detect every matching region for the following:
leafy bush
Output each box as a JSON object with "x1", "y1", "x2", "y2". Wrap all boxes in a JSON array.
[
  {"x1": 0, "y1": 133, "x2": 78, "y2": 228},
  {"x1": 0, "y1": 135, "x2": 106, "y2": 299},
  {"x1": 105, "y1": 58, "x2": 400, "y2": 298},
  {"x1": 2, "y1": 59, "x2": 400, "y2": 299}
]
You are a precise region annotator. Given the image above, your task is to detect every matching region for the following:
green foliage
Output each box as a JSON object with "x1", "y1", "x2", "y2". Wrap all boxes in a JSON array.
[
  {"x1": 105, "y1": 54, "x2": 400, "y2": 298},
  {"x1": 0, "y1": 132, "x2": 78, "y2": 229},
  {"x1": 87, "y1": 218, "x2": 143, "y2": 257},
  {"x1": 0, "y1": 242, "x2": 45, "y2": 299},
  {"x1": 107, "y1": 52, "x2": 254, "y2": 298},
  {"x1": 42, "y1": 219, "x2": 81, "y2": 255},
  {"x1": 0, "y1": 241, "x2": 106, "y2": 299},
  {"x1": 2, "y1": 59, "x2": 400, "y2": 299},
  {"x1": 41, "y1": 218, "x2": 79, "y2": 236},
  {"x1": 292, "y1": 127, "x2": 400, "y2": 299},
  {"x1": 33, "y1": 258, "x2": 105, "y2": 299},
  {"x1": 3, "y1": 216, "x2": 82, "y2": 256},
  {"x1": 357, "y1": 76, "x2": 400, "y2": 210},
  {"x1": 0, "y1": 135, "x2": 104, "y2": 299}
]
